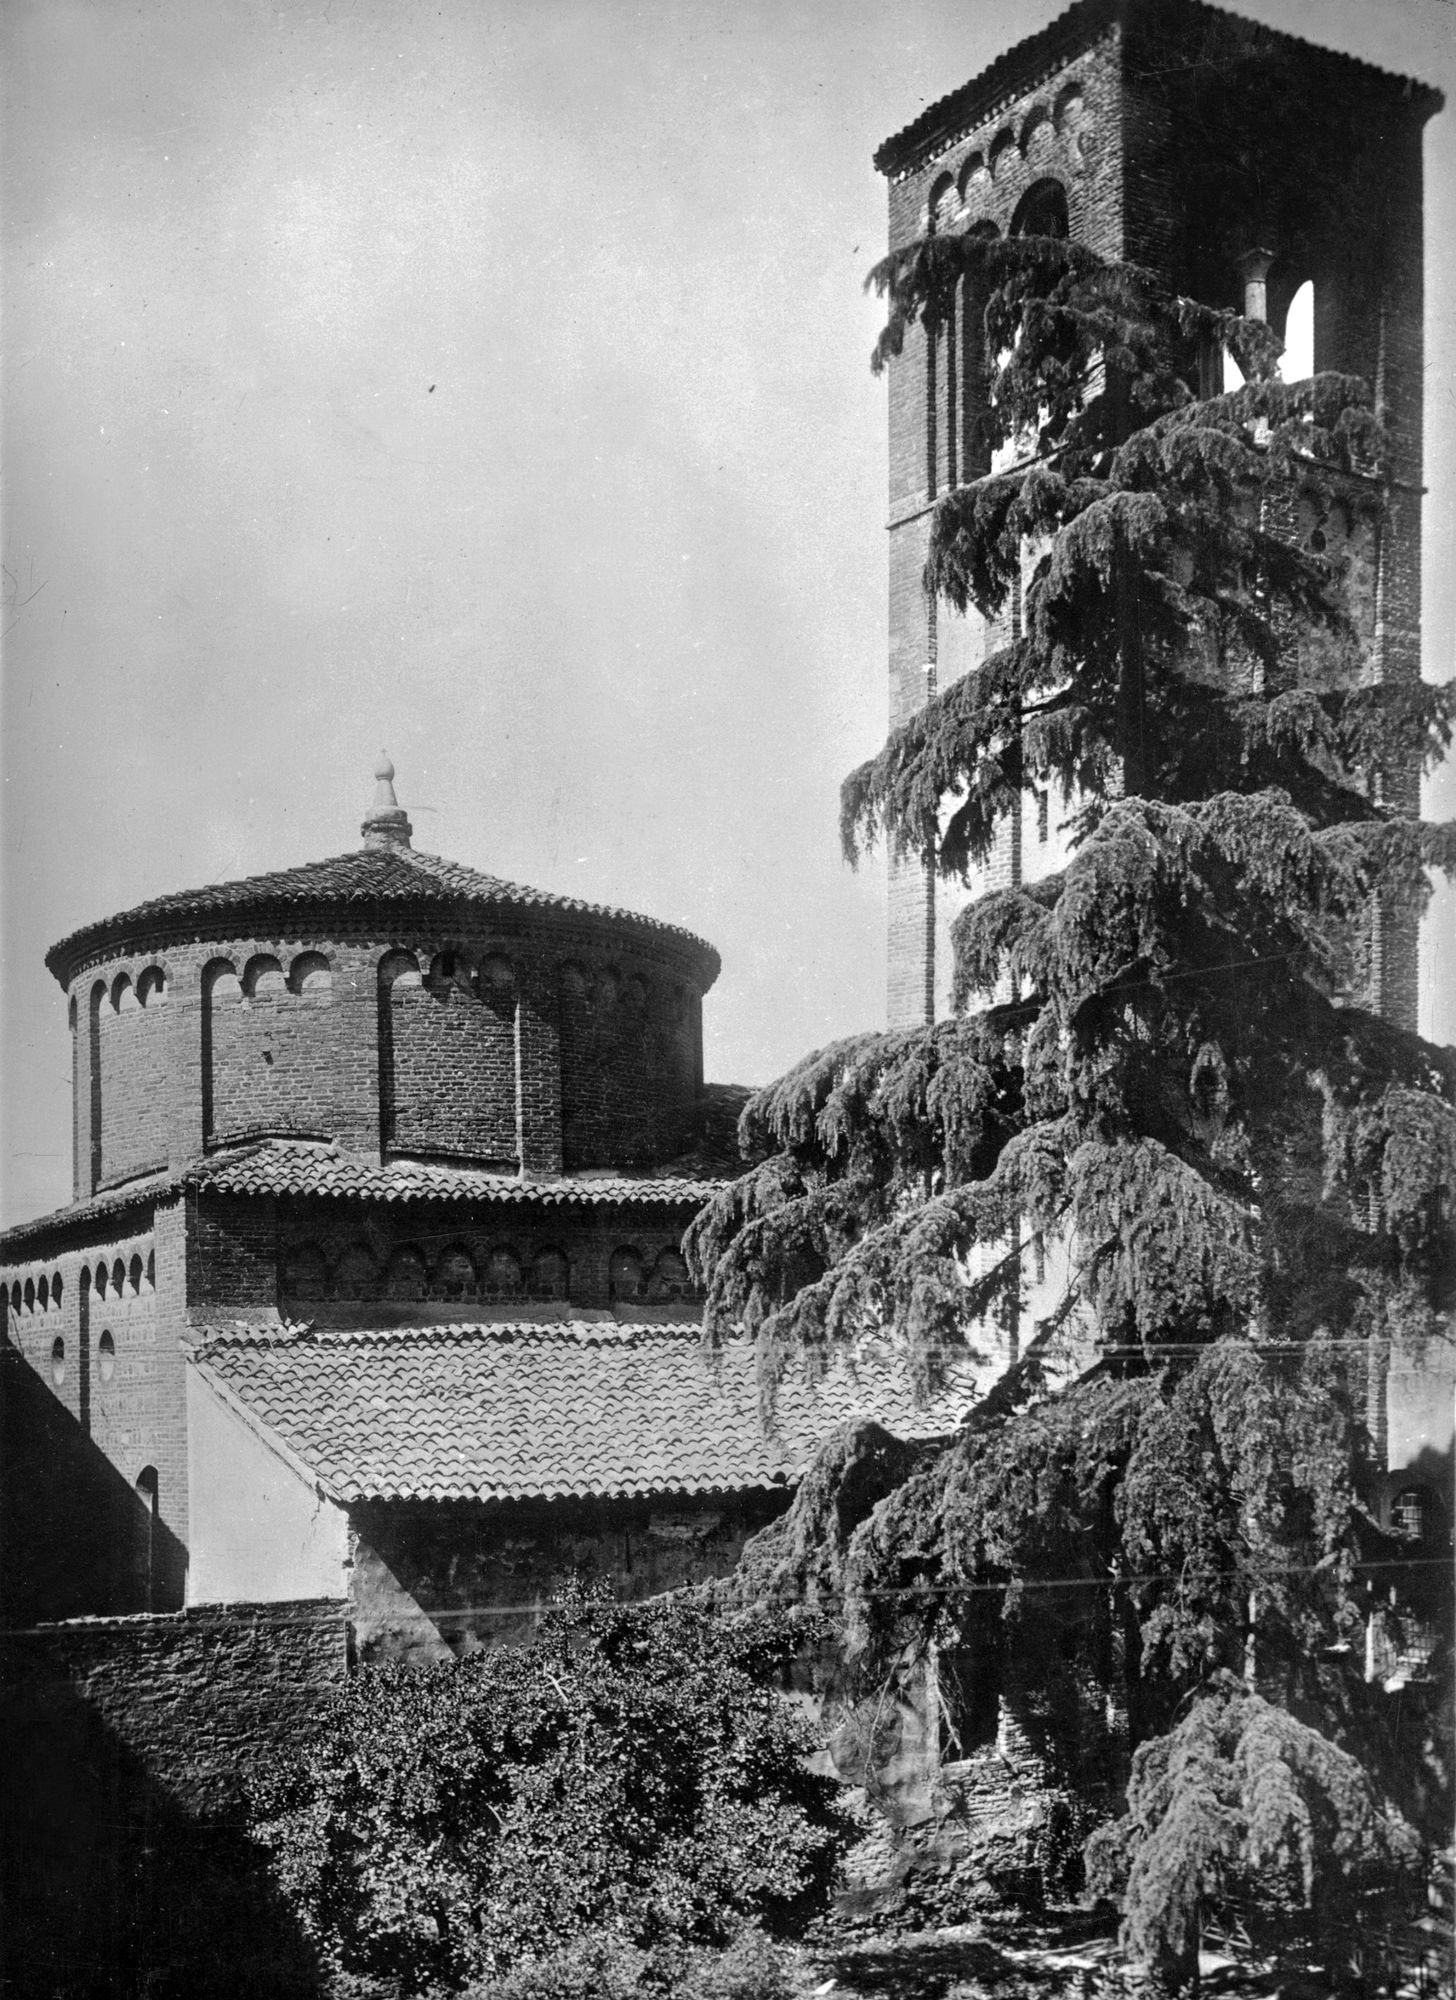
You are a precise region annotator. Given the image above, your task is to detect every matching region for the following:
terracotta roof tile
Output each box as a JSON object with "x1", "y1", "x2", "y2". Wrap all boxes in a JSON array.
[
  {"x1": 0, "y1": 1140, "x2": 724, "y2": 1256},
  {"x1": 193, "y1": 1321, "x2": 972, "y2": 1503},
  {"x1": 46, "y1": 843, "x2": 719, "y2": 987},
  {"x1": 189, "y1": 1141, "x2": 724, "y2": 1207}
]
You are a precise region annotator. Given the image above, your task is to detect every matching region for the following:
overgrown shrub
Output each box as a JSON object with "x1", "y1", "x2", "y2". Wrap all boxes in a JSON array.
[{"x1": 247, "y1": 1593, "x2": 851, "y2": 1996}]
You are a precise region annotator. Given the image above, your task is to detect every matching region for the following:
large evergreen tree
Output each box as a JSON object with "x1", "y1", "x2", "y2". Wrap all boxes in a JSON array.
[{"x1": 686, "y1": 233, "x2": 1455, "y2": 1986}]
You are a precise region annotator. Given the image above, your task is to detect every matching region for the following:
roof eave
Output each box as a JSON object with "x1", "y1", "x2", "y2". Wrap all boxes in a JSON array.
[
  {"x1": 46, "y1": 892, "x2": 721, "y2": 994},
  {"x1": 872, "y1": 0, "x2": 1445, "y2": 182}
]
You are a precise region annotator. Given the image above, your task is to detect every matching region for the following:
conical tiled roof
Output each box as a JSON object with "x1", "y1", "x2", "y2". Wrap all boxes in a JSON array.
[{"x1": 45, "y1": 840, "x2": 719, "y2": 987}]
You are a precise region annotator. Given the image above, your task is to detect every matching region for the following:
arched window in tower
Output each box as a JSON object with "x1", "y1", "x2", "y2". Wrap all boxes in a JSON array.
[
  {"x1": 98, "y1": 1330, "x2": 117, "y2": 1384},
  {"x1": 924, "y1": 173, "x2": 958, "y2": 500},
  {"x1": 135, "y1": 1465, "x2": 159, "y2": 1612},
  {"x1": 608, "y1": 1247, "x2": 645, "y2": 1303},
  {"x1": 1009, "y1": 178, "x2": 1068, "y2": 241},
  {"x1": 927, "y1": 172, "x2": 959, "y2": 236},
  {"x1": 1281, "y1": 279, "x2": 1315, "y2": 383},
  {"x1": 50, "y1": 1336, "x2": 65, "y2": 1387}
]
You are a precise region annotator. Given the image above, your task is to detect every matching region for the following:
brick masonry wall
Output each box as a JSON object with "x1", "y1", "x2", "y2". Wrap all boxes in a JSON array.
[
  {"x1": 63, "y1": 919, "x2": 710, "y2": 1189},
  {"x1": 191, "y1": 1191, "x2": 279, "y2": 1308},
  {"x1": 1121, "y1": 8, "x2": 1432, "y2": 1033},
  {"x1": 348, "y1": 1491, "x2": 790, "y2": 1663},
  {"x1": 382, "y1": 952, "x2": 517, "y2": 1163},
  {"x1": 882, "y1": 32, "x2": 1124, "y2": 1028},
  {"x1": 271, "y1": 1194, "x2": 698, "y2": 1313},
  {"x1": 880, "y1": 10, "x2": 1431, "y2": 1036},
  {"x1": 2, "y1": 1223, "x2": 191, "y2": 1619},
  {"x1": 205, "y1": 948, "x2": 340, "y2": 1147},
  {"x1": 92, "y1": 969, "x2": 170, "y2": 1187},
  {"x1": 559, "y1": 959, "x2": 698, "y2": 1169}
]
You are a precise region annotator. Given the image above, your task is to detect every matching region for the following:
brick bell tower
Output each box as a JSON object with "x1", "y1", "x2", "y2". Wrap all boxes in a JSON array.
[{"x1": 874, "y1": 0, "x2": 1442, "y2": 1030}]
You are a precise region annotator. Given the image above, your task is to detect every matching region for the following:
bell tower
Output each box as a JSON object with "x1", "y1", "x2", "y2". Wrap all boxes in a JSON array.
[{"x1": 874, "y1": 0, "x2": 1441, "y2": 1031}]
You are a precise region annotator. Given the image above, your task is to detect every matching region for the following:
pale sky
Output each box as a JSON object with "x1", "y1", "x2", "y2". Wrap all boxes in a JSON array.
[{"x1": 3, "y1": 0, "x2": 1453, "y2": 1228}]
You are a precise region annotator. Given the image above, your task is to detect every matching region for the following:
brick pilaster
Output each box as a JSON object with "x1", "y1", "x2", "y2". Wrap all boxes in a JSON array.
[{"x1": 516, "y1": 970, "x2": 563, "y2": 1179}]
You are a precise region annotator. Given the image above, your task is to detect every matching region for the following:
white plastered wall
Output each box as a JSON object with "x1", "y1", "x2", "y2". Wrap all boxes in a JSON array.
[{"x1": 186, "y1": 1363, "x2": 349, "y2": 1605}]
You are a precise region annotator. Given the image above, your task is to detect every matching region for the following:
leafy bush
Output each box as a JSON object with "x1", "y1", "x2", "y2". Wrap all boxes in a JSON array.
[
  {"x1": 247, "y1": 1593, "x2": 851, "y2": 1995},
  {"x1": 1086, "y1": 1673, "x2": 1424, "y2": 1992},
  {"x1": 459, "y1": 1926, "x2": 795, "y2": 2000}
]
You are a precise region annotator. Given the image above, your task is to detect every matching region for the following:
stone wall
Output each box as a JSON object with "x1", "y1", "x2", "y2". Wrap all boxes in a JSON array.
[
  {"x1": 2, "y1": 1599, "x2": 347, "y2": 1817},
  {"x1": 1, "y1": 1601, "x2": 345, "y2": 1997}
]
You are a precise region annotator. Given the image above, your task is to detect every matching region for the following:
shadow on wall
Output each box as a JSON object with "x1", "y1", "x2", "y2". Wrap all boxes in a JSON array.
[
  {"x1": 0, "y1": 1342, "x2": 187, "y2": 1624},
  {"x1": 348, "y1": 1491, "x2": 792, "y2": 1665},
  {"x1": 0, "y1": 1650, "x2": 322, "y2": 2000}
]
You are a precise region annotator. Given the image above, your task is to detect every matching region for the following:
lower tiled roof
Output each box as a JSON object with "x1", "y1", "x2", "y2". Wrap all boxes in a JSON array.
[
  {"x1": 0, "y1": 1141, "x2": 723, "y2": 1252},
  {"x1": 189, "y1": 1142, "x2": 723, "y2": 1207},
  {"x1": 192, "y1": 1320, "x2": 972, "y2": 1504},
  {"x1": 0, "y1": 1169, "x2": 176, "y2": 1253}
]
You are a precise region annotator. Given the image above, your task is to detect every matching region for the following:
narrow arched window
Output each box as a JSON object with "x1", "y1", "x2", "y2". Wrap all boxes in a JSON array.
[
  {"x1": 50, "y1": 1336, "x2": 66, "y2": 1387},
  {"x1": 135, "y1": 1465, "x2": 160, "y2": 1612},
  {"x1": 98, "y1": 1330, "x2": 116, "y2": 1384},
  {"x1": 1281, "y1": 279, "x2": 1314, "y2": 383}
]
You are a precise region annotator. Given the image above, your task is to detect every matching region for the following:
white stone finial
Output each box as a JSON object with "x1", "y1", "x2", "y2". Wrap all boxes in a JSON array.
[
  {"x1": 362, "y1": 752, "x2": 412, "y2": 850},
  {"x1": 372, "y1": 752, "x2": 400, "y2": 812}
]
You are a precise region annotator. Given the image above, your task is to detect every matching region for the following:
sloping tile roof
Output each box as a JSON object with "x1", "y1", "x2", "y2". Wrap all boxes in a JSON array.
[
  {"x1": 45, "y1": 843, "x2": 719, "y2": 988},
  {"x1": 0, "y1": 1169, "x2": 179, "y2": 1253},
  {"x1": 192, "y1": 1321, "x2": 973, "y2": 1503},
  {"x1": 189, "y1": 1141, "x2": 723, "y2": 1206},
  {"x1": 0, "y1": 1142, "x2": 726, "y2": 1255},
  {"x1": 873, "y1": 0, "x2": 1442, "y2": 179}
]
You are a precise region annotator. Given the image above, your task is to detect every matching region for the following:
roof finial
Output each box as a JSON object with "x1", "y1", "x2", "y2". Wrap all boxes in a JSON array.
[{"x1": 362, "y1": 751, "x2": 413, "y2": 850}]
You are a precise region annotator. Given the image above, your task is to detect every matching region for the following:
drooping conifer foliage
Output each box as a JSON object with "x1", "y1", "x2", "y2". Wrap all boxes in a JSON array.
[{"x1": 686, "y1": 230, "x2": 1455, "y2": 1985}]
